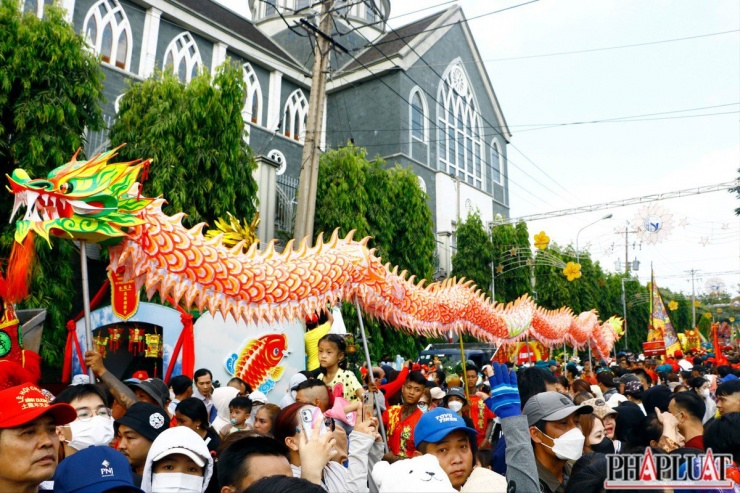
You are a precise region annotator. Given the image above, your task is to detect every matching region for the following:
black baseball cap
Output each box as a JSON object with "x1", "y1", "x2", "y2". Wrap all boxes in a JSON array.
[
  {"x1": 114, "y1": 402, "x2": 169, "y2": 442},
  {"x1": 129, "y1": 378, "x2": 169, "y2": 409}
]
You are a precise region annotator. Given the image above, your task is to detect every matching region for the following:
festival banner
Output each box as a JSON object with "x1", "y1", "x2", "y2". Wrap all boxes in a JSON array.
[
  {"x1": 648, "y1": 273, "x2": 681, "y2": 357},
  {"x1": 109, "y1": 268, "x2": 140, "y2": 321}
]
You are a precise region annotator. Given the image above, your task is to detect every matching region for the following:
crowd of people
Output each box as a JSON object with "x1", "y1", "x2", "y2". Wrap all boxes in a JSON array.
[{"x1": 2, "y1": 328, "x2": 740, "y2": 493}]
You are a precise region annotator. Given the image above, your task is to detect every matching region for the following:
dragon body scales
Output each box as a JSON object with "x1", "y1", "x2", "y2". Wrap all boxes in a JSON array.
[{"x1": 6, "y1": 150, "x2": 622, "y2": 359}]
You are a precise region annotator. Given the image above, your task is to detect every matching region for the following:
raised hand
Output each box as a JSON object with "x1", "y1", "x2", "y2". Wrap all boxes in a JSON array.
[{"x1": 485, "y1": 362, "x2": 521, "y2": 418}]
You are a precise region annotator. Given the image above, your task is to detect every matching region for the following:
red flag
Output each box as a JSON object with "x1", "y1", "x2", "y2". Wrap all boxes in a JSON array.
[{"x1": 713, "y1": 323, "x2": 729, "y2": 366}]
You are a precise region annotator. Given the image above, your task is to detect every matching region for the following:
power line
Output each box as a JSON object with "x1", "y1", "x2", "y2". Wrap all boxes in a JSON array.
[
  {"x1": 349, "y1": 0, "x2": 542, "y2": 52},
  {"x1": 429, "y1": 29, "x2": 740, "y2": 63},
  {"x1": 507, "y1": 180, "x2": 739, "y2": 223},
  {"x1": 347, "y1": 8, "x2": 580, "y2": 208}
]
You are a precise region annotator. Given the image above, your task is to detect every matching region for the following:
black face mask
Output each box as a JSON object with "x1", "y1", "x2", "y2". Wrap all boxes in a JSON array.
[{"x1": 590, "y1": 437, "x2": 615, "y2": 454}]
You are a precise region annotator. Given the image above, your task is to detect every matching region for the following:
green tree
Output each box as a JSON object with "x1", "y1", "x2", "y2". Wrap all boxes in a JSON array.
[
  {"x1": 0, "y1": 1, "x2": 106, "y2": 369},
  {"x1": 386, "y1": 166, "x2": 435, "y2": 282},
  {"x1": 109, "y1": 64, "x2": 257, "y2": 227},
  {"x1": 452, "y1": 211, "x2": 493, "y2": 297},
  {"x1": 313, "y1": 145, "x2": 436, "y2": 361},
  {"x1": 491, "y1": 222, "x2": 532, "y2": 302},
  {"x1": 313, "y1": 144, "x2": 370, "y2": 241}
]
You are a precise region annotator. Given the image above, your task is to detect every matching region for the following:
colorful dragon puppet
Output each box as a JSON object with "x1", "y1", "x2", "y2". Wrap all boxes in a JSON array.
[{"x1": 7, "y1": 149, "x2": 622, "y2": 359}]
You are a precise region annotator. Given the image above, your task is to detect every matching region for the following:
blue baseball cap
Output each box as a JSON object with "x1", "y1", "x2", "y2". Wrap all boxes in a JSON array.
[
  {"x1": 720, "y1": 374, "x2": 739, "y2": 383},
  {"x1": 413, "y1": 407, "x2": 478, "y2": 447},
  {"x1": 53, "y1": 446, "x2": 143, "y2": 493}
]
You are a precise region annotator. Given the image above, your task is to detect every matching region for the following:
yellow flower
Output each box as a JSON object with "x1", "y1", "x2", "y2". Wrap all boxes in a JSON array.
[
  {"x1": 496, "y1": 264, "x2": 504, "y2": 274},
  {"x1": 717, "y1": 308, "x2": 723, "y2": 314},
  {"x1": 563, "y1": 262, "x2": 582, "y2": 282},
  {"x1": 668, "y1": 300, "x2": 678, "y2": 311},
  {"x1": 731, "y1": 317, "x2": 735, "y2": 323},
  {"x1": 694, "y1": 300, "x2": 701, "y2": 308},
  {"x1": 704, "y1": 312, "x2": 712, "y2": 319},
  {"x1": 534, "y1": 231, "x2": 550, "y2": 250}
]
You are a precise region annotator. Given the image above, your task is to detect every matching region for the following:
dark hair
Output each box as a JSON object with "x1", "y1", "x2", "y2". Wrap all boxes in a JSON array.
[
  {"x1": 557, "y1": 376, "x2": 570, "y2": 390},
  {"x1": 596, "y1": 371, "x2": 617, "y2": 388},
  {"x1": 680, "y1": 371, "x2": 693, "y2": 383},
  {"x1": 627, "y1": 414, "x2": 663, "y2": 449},
  {"x1": 687, "y1": 377, "x2": 707, "y2": 391},
  {"x1": 406, "y1": 371, "x2": 427, "y2": 387},
  {"x1": 670, "y1": 391, "x2": 705, "y2": 422},
  {"x1": 632, "y1": 368, "x2": 653, "y2": 386},
  {"x1": 704, "y1": 413, "x2": 740, "y2": 463},
  {"x1": 565, "y1": 364, "x2": 580, "y2": 379},
  {"x1": 229, "y1": 396, "x2": 253, "y2": 412},
  {"x1": 317, "y1": 334, "x2": 347, "y2": 370},
  {"x1": 673, "y1": 384, "x2": 688, "y2": 393},
  {"x1": 465, "y1": 363, "x2": 479, "y2": 375},
  {"x1": 228, "y1": 377, "x2": 253, "y2": 394},
  {"x1": 218, "y1": 435, "x2": 289, "y2": 488},
  {"x1": 717, "y1": 365, "x2": 733, "y2": 378},
  {"x1": 194, "y1": 368, "x2": 213, "y2": 382},
  {"x1": 565, "y1": 453, "x2": 607, "y2": 493},
  {"x1": 642, "y1": 385, "x2": 672, "y2": 414},
  {"x1": 273, "y1": 402, "x2": 304, "y2": 444},
  {"x1": 716, "y1": 380, "x2": 740, "y2": 397},
  {"x1": 176, "y1": 397, "x2": 209, "y2": 428},
  {"x1": 476, "y1": 448, "x2": 492, "y2": 469},
  {"x1": 517, "y1": 367, "x2": 558, "y2": 409},
  {"x1": 295, "y1": 378, "x2": 329, "y2": 393},
  {"x1": 432, "y1": 368, "x2": 446, "y2": 384},
  {"x1": 169, "y1": 375, "x2": 193, "y2": 396},
  {"x1": 53, "y1": 384, "x2": 108, "y2": 407},
  {"x1": 243, "y1": 475, "x2": 325, "y2": 493}
]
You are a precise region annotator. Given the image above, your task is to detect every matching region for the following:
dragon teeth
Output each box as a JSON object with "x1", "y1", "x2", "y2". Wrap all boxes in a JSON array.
[{"x1": 9, "y1": 192, "x2": 23, "y2": 223}]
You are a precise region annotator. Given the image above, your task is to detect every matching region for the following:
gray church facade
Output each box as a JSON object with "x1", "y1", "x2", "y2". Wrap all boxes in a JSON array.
[{"x1": 23, "y1": 0, "x2": 510, "y2": 278}]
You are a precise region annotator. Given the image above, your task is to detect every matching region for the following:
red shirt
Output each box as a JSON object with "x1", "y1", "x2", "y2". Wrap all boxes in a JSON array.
[
  {"x1": 684, "y1": 435, "x2": 704, "y2": 450},
  {"x1": 382, "y1": 405, "x2": 422, "y2": 458},
  {"x1": 467, "y1": 395, "x2": 495, "y2": 447}
]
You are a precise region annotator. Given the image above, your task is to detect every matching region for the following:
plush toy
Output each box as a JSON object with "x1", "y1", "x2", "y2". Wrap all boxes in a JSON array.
[{"x1": 372, "y1": 454, "x2": 456, "y2": 493}]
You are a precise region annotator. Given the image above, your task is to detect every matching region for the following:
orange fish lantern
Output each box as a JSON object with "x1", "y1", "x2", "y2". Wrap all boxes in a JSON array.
[{"x1": 226, "y1": 333, "x2": 287, "y2": 394}]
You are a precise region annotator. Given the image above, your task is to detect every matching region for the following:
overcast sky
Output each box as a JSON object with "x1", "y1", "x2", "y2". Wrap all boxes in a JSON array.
[{"x1": 219, "y1": 0, "x2": 740, "y2": 300}]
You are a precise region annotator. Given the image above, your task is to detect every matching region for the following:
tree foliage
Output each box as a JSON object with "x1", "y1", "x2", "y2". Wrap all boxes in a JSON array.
[
  {"x1": 0, "y1": 1, "x2": 106, "y2": 369},
  {"x1": 491, "y1": 222, "x2": 532, "y2": 302},
  {"x1": 314, "y1": 144, "x2": 436, "y2": 360},
  {"x1": 109, "y1": 64, "x2": 258, "y2": 227},
  {"x1": 452, "y1": 211, "x2": 493, "y2": 298}
]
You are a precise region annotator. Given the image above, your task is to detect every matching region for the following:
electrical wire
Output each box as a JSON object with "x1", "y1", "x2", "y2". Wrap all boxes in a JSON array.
[{"x1": 349, "y1": 0, "x2": 542, "y2": 52}]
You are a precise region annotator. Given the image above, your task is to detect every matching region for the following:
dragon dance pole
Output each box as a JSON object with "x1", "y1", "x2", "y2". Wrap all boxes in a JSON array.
[
  {"x1": 354, "y1": 296, "x2": 388, "y2": 452},
  {"x1": 79, "y1": 240, "x2": 95, "y2": 381}
]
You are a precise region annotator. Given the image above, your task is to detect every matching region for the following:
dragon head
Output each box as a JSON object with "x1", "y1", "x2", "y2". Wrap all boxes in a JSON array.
[{"x1": 6, "y1": 148, "x2": 153, "y2": 246}]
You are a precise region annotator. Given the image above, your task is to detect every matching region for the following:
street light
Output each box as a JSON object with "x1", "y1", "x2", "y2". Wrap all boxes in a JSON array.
[
  {"x1": 574, "y1": 213, "x2": 612, "y2": 367},
  {"x1": 576, "y1": 213, "x2": 613, "y2": 264}
]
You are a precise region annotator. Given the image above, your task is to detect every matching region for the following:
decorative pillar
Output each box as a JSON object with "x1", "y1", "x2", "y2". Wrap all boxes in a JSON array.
[
  {"x1": 211, "y1": 42, "x2": 228, "y2": 74},
  {"x1": 266, "y1": 70, "x2": 283, "y2": 132},
  {"x1": 138, "y1": 8, "x2": 161, "y2": 78},
  {"x1": 253, "y1": 155, "x2": 280, "y2": 246}
]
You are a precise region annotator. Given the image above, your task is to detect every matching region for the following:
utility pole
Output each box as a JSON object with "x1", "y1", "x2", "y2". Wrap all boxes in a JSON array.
[
  {"x1": 293, "y1": 0, "x2": 335, "y2": 245},
  {"x1": 687, "y1": 269, "x2": 699, "y2": 328}
]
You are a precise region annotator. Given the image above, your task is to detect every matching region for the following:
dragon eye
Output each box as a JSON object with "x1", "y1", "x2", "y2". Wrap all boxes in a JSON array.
[{"x1": 59, "y1": 183, "x2": 72, "y2": 193}]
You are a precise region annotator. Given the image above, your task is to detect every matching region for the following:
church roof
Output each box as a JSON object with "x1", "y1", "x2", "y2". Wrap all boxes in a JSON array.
[
  {"x1": 174, "y1": 0, "x2": 301, "y2": 68},
  {"x1": 342, "y1": 9, "x2": 446, "y2": 71}
]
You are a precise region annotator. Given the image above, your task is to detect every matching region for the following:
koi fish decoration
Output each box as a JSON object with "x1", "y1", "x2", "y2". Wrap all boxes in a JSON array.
[{"x1": 225, "y1": 333, "x2": 287, "y2": 394}]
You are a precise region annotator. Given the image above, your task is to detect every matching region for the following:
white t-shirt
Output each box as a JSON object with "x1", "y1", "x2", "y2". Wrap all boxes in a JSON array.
[{"x1": 678, "y1": 359, "x2": 694, "y2": 371}]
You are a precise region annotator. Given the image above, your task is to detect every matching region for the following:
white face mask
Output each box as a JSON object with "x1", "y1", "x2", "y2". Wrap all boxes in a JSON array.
[
  {"x1": 418, "y1": 403, "x2": 429, "y2": 413},
  {"x1": 448, "y1": 401, "x2": 463, "y2": 413},
  {"x1": 64, "y1": 416, "x2": 114, "y2": 450},
  {"x1": 701, "y1": 388, "x2": 710, "y2": 397},
  {"x1": 151, "y1": 472, "x2": 203, "y2": 493},
  {"x1": 540, "y1": 427, "x2": 585, "y2": 461}
]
